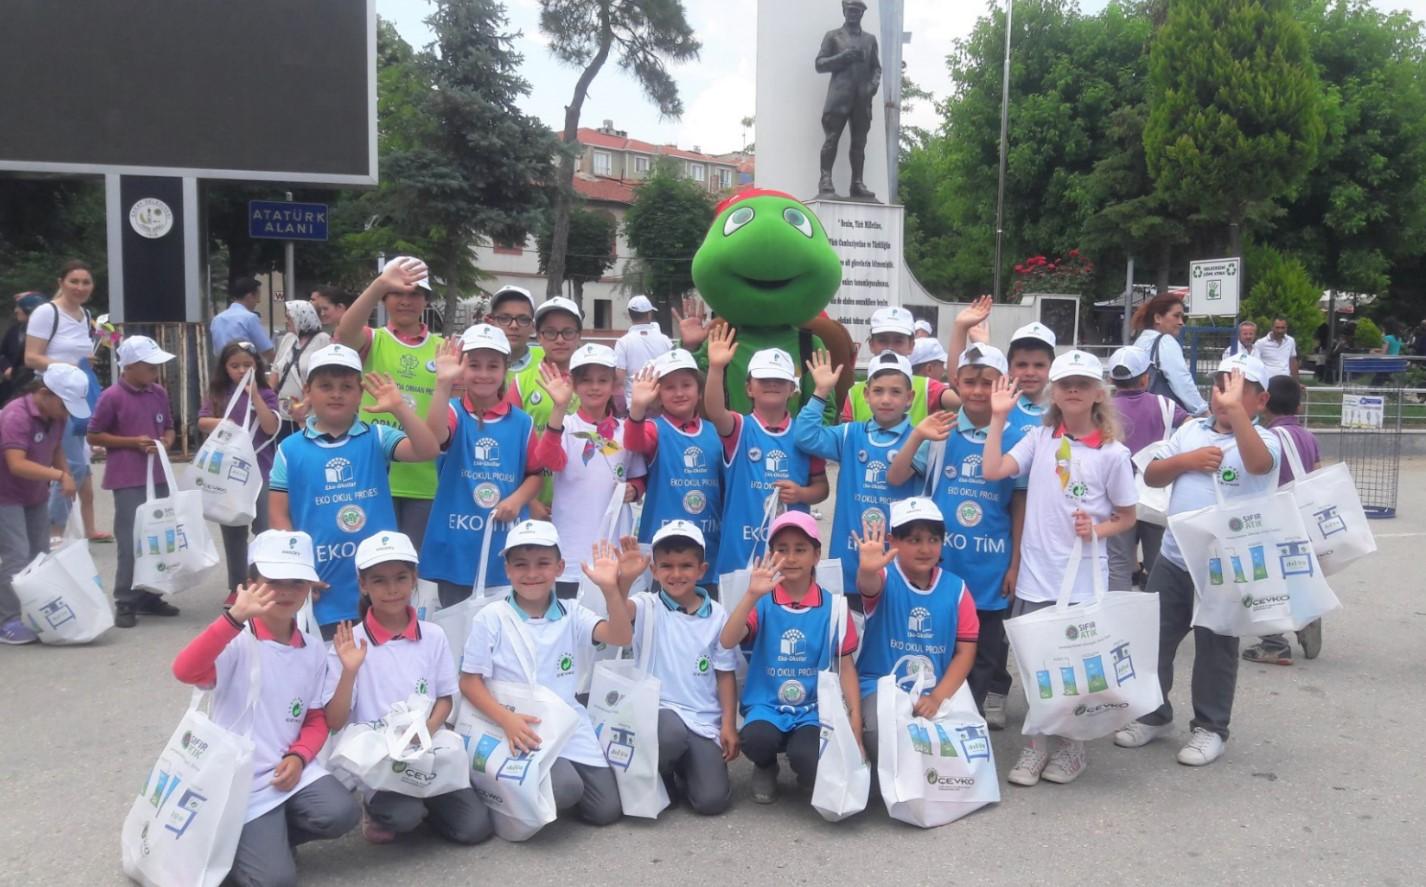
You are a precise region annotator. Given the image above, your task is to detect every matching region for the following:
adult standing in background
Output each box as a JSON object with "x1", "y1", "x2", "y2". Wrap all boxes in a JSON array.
[
  {"x1": 613, "y1": 295, "x2": 672, "y2": 408},
  {"x1": 1255, "y1": 317, "x2": 1299, "y2": 380},
  {"x1": 268, "y1": 299, "x2": 330, "y2": 440},
  {"x1": 1222, "y1": 320, "x2": 1257, "y2": 358},
  {"x1": 0, "y1": 293, "x2": 46, "y2": 403},
  {"x1": 308, "y1": 284, "x2": 355, "y2": 334},
  {"x1": 1131, "y1": 291, "x2": 1208, "y2": 416},
  {"x1": 210, "y1": 277, "x2": 276, "y2": 360},
  {"x1": 23, "y1": 260, "x2": 105, "y2": 541}
]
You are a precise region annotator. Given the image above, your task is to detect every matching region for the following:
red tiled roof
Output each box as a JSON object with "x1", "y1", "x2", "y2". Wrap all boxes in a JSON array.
[
  {"x1": 573, "y1": 128, "x2": 739, "y2": 166},
  {"x1": 573, "y1": 175, "x2": 637, "y2": 205}
]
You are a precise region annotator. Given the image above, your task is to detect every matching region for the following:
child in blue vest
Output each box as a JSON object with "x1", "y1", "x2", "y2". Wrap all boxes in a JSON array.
[
  {"x1": 853, "y1": 498, "x2": 979, "y2": 757},
  {"x1": 719, "y1": 512, "x2": 859, "y2": 804},
  {"x1": 420, "y1": 325, "x2": 544, "y2": 606},
  {"x1": 888, "y1": 344, "x2": 1027, "y2": 721},
  {"x1": 795, "y1": 349, "x2": 919, "y2": 603},
  {"x1": 704, "y1": 326, "x2": 829, "y2": 584},
  {"x1": 624, "y1": 349, "x2": 724, "y2": 579},
  {"x1": 269, "y1": 344, "x2": 439, "y2": 637}
]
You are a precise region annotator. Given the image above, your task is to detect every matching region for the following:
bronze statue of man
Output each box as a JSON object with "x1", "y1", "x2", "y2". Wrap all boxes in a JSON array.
[{"x1": 815, "y1": 0, "x2": 881, "y2": 201}]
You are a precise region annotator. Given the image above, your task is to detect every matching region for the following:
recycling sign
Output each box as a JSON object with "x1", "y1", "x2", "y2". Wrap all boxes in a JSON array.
[{"x1": 1187, "y1": 257, "x2": 1240, "y2": 317}]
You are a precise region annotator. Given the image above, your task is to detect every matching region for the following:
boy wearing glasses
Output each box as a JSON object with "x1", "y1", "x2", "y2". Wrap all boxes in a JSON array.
[{"x1": 486, "y1": 286, "x2": 543, "y2": 376}]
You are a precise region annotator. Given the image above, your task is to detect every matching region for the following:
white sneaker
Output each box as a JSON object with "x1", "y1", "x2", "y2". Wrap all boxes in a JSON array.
[
  {"x1": 1007, "y1": 742, "x2": 1050, "y2": 786},
  {"x1": 1114, "y1": 720, "x2": 1174, "y2": 748},
  {"x1": 1041, "y1": 739, "x2": 1087, "y2": 784},
  {"x1": 1177, "y1": 728, "x2": 1226, "y2": 766},
  {"x1": 983, "y1": 692, "x2": 1007, "y2": 730}
]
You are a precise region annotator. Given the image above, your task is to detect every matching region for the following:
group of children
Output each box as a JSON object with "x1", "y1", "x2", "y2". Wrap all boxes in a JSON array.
[{"x1": 0, "y1": 267, "x2": 1308, "y2": 881}]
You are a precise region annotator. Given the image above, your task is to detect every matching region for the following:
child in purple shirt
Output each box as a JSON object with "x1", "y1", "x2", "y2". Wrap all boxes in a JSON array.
[
  {"x1": 0, "y1": 365, "x2": 90, "y2": 644},
  {"x1": 1244, "y1": 376, "x2": 1323, "y2": 665},
  {"x1": 86, "y1": 336, "x2": 177, "y2": 628}
]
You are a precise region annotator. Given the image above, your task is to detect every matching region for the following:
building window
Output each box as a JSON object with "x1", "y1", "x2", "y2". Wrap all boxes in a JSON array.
[
  {"x1": 594, "y1": 299, "x2": 612, "y2": 329},
  {"x1": 718, "y1": 168, "x2": 732, "y2": 188},
  {"x1": 688, "y1": 162, "x2": 706, "y2": 182},
  {"x1": 492, "y1": 237, "x2": 523, "y2": 256},
  {"x1": 593, "y1": 150, "x2": 612, "y2": 176},
  {"x1": 634, "y1": 155, "x2": 650, "y2": 174}
]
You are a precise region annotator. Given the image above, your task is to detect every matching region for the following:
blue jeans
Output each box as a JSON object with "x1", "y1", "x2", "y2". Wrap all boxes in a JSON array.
[{"x1": 47, "y1": 430, "x2": 91, "y2": 529}]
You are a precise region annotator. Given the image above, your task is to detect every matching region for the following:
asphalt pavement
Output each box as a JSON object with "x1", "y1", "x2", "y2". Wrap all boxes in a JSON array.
[{"x1": 2, "y1": 458, "x2": 1422, "y2": 886}]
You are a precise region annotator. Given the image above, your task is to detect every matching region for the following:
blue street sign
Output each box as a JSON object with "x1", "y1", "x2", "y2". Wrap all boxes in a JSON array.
[{"x1": 248, "y1": 200, "x2": 328, "y2": 241}]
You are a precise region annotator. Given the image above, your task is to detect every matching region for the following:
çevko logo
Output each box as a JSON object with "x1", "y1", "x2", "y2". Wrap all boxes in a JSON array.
[
  {"x1": 1073, "y1": 701, "x2": 1129, "y2": 717},
  {"x1": 557, "y1": 653, "x2": 575, "y2": 676},
  {"x1": 288, "y1": 698, "x2": 304, "y2": 721},
  {"x1": 924, "y1": 768, "x2": 976, "y2": 788},
  {"x1": 695, "y1": 654, "x2": 711, "y2": 675}
]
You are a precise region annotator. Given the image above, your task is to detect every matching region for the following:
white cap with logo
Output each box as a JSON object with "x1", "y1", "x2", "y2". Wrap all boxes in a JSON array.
[
  {"x1": 355, "y1": 531, "x2": 420, "y2": 571},
  {"x1": 502, "y1": 520, "x2": 562, "y2": 553},
  {"x1": 569, "y1": 343, "x2": 617, "y2": 371},
  {"x1": 655, "y1": 348, "x2": 699, "y2": 377},
  {"x1": 248, "y1": 530, "x2": 320, "y2": 582},
  {"x1": 1108, "y1": 346, "x2": 1152, "y2": 380},
  {"x1": 910, "y1": 337, "x2": 948, "y2": 367},
  {"x1": 1010, "y1": 322, "x2": 1057, "y2": 348},
  {"x1": 535, "y1": 296, "x2": 583, "y2": 324},
  {"x1": 117, "y1": 336, "x2": 176, "y2": 370},
  {"x1": 867, "y1": 351, "x2": 914, "y2": 382},
  {"x1": 1049, "y1": 349, "x2": 1105, "y2": 382},
  {"x1": 651, "y1": 519, "x2": 706, "y2": 551},
  {"x1": 890, "y1": 496, "x2": 945, "y2": 529},
  {"x1": 383, "y1": 255, "x2": 431, "y2": 291},
  {"x1": 956, "y1": 343, "x2": 1009, "y2": 376},
  {"x1": 914, "y1": 319, "x2": 934, "y2": 336},
  {"x1": 40, "y1": 363, "x2": 90, "y2": 418},
  {"x1": 460, "y1": 323, "x2": 511, "y2": 355},
  {"x1": 1216, "y1": 351, "x2": 1269, "y2": 386},
  {"x1": 870, "y1": 306, "x2": 916, "y2": 337},
  {"x1": 627, "y1": 295, "x2": 655, "y2": 314},
  {"x1": 491, "y1": 285, "x2": 534, "y2": 310},
  {"x1": 747, "y1": 348, "x2": 798, "y2": 382},
  {"x1": 307, "y1": 343, "x2": 364, "y2": 374}
]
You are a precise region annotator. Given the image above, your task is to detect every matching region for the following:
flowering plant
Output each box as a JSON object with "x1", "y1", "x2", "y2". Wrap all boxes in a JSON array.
[{"x1": 1011, "y1": 249, "x2": 1095, "y2": 298}]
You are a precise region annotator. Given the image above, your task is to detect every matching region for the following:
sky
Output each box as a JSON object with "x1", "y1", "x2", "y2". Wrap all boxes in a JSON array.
[{"x1": 378, "y1": 0, "x2": 1426, "y2": 156}]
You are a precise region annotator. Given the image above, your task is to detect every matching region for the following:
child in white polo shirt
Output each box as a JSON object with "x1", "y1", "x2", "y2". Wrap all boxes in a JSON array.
[
  {"x1": 458, "y1": 520, "x2": 634, "y2": 826},
  {"x1": 170, "y1": 530, "x2": 357, "y2": 887},
  {"x1": 627, "y1": 521, "x2": 740, "y2": 815},
  {"x1": 1114, "y1": 353, "x2": 1280, "y2": 767},
  {"x1": 324, "y1": 531, "x2": 492, "y2": 846}
]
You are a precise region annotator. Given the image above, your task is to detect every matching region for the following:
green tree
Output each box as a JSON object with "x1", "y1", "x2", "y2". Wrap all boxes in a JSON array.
[
  {"x1": 622, "y1": 158, "x2": 715, "y2": 316},
  {"x1": 1145, "y1": 0, "x2": 1326, "y2": 257},
  {"x1": 538, "y1": 0, "x2": 700, "y2": 298},
  {"x1": 1241, "y1": 243, "x2": 1323, "y2": 340},
  {"x1": 537, "y1": 206, "x2": 618, "y2": 307},
  {"x1": 0, "y1": 180, "x2": 107, "y2": 310}
]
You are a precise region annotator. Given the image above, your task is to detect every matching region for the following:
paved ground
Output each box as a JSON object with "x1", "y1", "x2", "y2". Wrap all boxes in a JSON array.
[{"x1": 3, "y1": 458, "x2": 1423, "y2": 886}]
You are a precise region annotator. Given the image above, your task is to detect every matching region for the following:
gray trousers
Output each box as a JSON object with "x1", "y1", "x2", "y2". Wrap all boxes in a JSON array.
[
  {"x1": 0, "y1": 503, "x2": 49, "y2": 623},
  {"x1": 657, "y1": 708, "x2": 731, "y2": 815},
  {"x1": 550, "y1": 758, "x2": 622, "y2": 825},
  {"x1": 229, "y1": 775, "x2": 358, "y2": 887},
  {"x1": 1138, "y1": 557, "x2": 1239, "y2": 739},
  {"x1": 219, "y1": 485, "x2": 269, "y2": 594},
  {"x1": 1107, "y1": 520, "x2": 1166, "y2": 591},
  {"x1": 113, "y1": 484, "x2": 167, "y2": 608},
  {"x1": 394, "y1": 497, "x2": 433, "y2": 552},
  {"x1": 365, "y1": 786, "x2": 493, "y2": 844},
  {"x1": 860, "y1": 691, "x2": 880, "y2": 765}
]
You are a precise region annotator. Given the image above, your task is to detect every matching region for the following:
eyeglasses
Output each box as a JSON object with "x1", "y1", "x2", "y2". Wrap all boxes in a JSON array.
[
  {"x1": 538, "y1": 328, "x2": 580, "y2": 342},
  {"x1": 490, "y1": 314, "x2": 533, "y2": 328}
]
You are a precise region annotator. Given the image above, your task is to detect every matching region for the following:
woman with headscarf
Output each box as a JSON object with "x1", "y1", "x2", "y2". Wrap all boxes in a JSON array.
[
  {"x1": 267, "y1": 299, "x2": 330, "y2": 439},
  {"x1": 0, "y1": 293, "x2": 47, "y2": 404}
]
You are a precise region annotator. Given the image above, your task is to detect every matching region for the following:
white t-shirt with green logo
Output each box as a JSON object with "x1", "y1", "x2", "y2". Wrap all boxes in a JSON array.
[
  {"x1": 629, "y1": 593, "x2": 739, "y2": 741},
  {"x1": 320, "y1": 618, "x2": 457, "y2": 725}
]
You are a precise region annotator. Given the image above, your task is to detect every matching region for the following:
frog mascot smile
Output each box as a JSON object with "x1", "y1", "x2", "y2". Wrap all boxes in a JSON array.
[{"x1": 688, "y1": 188, "x2": 854, "y2": 413}]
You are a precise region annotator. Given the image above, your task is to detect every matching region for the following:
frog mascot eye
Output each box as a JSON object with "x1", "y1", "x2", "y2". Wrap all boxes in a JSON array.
[
  {"x1": 724, "y1": 205, "x2": 755, "y2": 236},
  {"x1": 783, "y1": 207, "x2": 814, "y2": 238}
]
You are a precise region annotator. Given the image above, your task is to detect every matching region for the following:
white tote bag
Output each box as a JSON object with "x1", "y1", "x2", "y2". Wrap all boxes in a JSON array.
[
  {"x1": 15, "y1": 506, "x2": 112, "y2": 644},
  {"x1": 121, "y1": 637, "x2": 259, "y2": 887},
  {"x1": 453, "y1": 608, "x2": 579, "y2": 842},
  {"x1": 328, "y1": 695, "x2": 471, "y2": 798},
  {"x1": 587, "y1": 592, "x2": 669, "y2": 819},
  {"x1": 1004, "y1": 536, "x2": 1163, "y2": 740},
  {"x1": 718, "y1": 490, "x2": 780, "y2": 615},
  {"x1": 811, "y1": 595, "x2": 869, "y2": 822},
  {"x1": 133, "y1": 448, "x2": 221, "y2": 594},
  {"x1": 1132, "y1": 395, "x2": 1176, "y2": 526},
  {"x1": 188, "y1": 368, "x2": 268, "y2": 526},
  {"x1": 876, "y1": 668, "x2": 999, "y2": 828},
  {"x1": 1274, "y1": 429, "x2": 1376, "y2": 576},
  {"x1": 430, "y1": 519, "x2": 511, "y2": 673},
  {"x1": 1168, "y1": 476, "x2": 1341, "y2": 636},
  {"x1": 575, "y1": 483, "x2": 637, "y2": 692}
]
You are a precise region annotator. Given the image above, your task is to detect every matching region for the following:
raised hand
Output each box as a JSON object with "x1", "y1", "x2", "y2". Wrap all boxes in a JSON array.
[
  {"x1": 616, "y1": 535, "x2": 650, "y2": 586},
  {"x1": 378, "y1": 256, "x2": 428, "y2": 293},
  {"x1": 229, "y1": 582, "x2": 277, "y2": 623},
  {"x1": 581, "y1": 539, "x2": 622, "y2": 590},
  {"x1": 707, "y1": 322, "x2": 739, "y2": 370},
  {"x1": 955, "y1": 295, "x2": 993, "y2": 330},
  {"x1": 747, "y1": 551, "x2": 786, "y2": 599},
  {"x1": 333, "y1": 620, "x2": 368, "y2": 673},
  {"x1": 362, "y1": 373, "x2": 407, "y2": 415},
  {"x1": 854, "y1": 519, "x2": 897, "y2": 574},
  {"x1": 805, "y1": 349, "x2": 843, "y2": 396},
  {"x1": 1214, "y1": 368, "x2": 1247, "y2": 418},
  {"x1": 990, "y1": 374, "x2": 1020, "y2": 417},
  {"x1": 433, "y1": 338, "x2": 465, "y2": 387},
  {"x1": 629, "y1": 365, "x2": 661, "y2": 416},
  {"x1": 914, "y1": 410, "x2": 956, "y2": 443},
  {"x1": 538, "y1": 362, "x2": 574, "y2": 410},
  {"x1": 673, "y1": 296, "x2": 709, "y2": 348}
]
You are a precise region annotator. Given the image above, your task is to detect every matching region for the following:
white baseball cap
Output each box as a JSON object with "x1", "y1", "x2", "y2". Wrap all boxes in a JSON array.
[
  {"x1": 117, "y1": 335, "x2": 175, "y2": 370},
  {"x1": 307, "y1": 343, "x2": 364, "y2": 374},
  {"x1": 383, "y1": 255, "x2": 431, "y2": 291},
  {"x1": 867, "y1": 351, "x2": 914, "y2": 383},
  {"x1": 910, "y1": 337, "x2": 948, "y2": 367},
  {"x1": 1108, "y1": 346, "x2": 1152, "y2": 380},
  {"x1": 655, "y1": 348, "x2": 699, "y2": 378},
  {"x1": 1049, "y1": 349, "x2": 1105, "y2": 382},
  {"x1": 569, "y1": 343, "x2": 617, "y2": 371},
  {"x1": 1216, "y1": 352, "x2": 1269, "y2": 386},
  {"x1": 460, "y1": 323, "x2": 511, "y2": 355},
  {"x1": 914, "y1": 319, "x2": 934, "y2": 336},
  {"x1": 248, "y1": 530, "x2": 320, "y2": 582},
  {"x1": 502, "y1": 519, "x2": 561, "y2": 553},
  {"x1": 870, "y1": 306, "x2": 916, "y2": 337},
  {"x1": 535, "y1": 296, "x2": 583, "y2": 324},
  {"x1": 491, "y1": 285, "x2": 535, "y2": 311},
  {"x1": 627, "y1": 295, "x2": 655, "y2": 314},
  {"x1": 1010, "y1": 322, "x2": 1057, "y2": 348},
  {"x1": 747, "y1": 348, "x2": 797, "y2": 382},
  {"x1": 651, "y1": 519, "x2": 706, "y2": 551},
  {"x1": 890, "y1": 496, "x2": 944, "y2": 529},
  {"x1": 40, "y1": 363, "x2": 90, "y2": 419},
  {"x1": 355, "y1": 531, "x2": 420, "y2": 571},
  {"x1": 956, "y1": 343, "x2": 1009, "y2": 375}
]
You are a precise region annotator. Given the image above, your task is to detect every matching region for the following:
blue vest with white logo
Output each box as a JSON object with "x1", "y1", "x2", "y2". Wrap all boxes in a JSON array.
[
  {"x1": 928, "y1": 424, "x2": 1024, "y2": 611},
  {"x1": 857, "y1": 563, "x2": 964, "y2": 696},
  {"x1": 280, "y1": 427, "x2": 398, "y2": 625},
  {"x1": 715, "y1": 416, "x2": 811, "y2": 578},
  {"x1": 741, "y1": 590, "x2": 834, "y2": 731},
  {"x1": 419, "y1": 401, "x2": 533, "y2": 589},
  {"x1": 829, "y1": 421, "x2": 918, "y2": 593},
  {"x1": 637, "y1": 415, "x2": 724, "y2": 570},
  {"x1": 1009, "y1": 397, "x2": 1046, "y2": 438}
]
